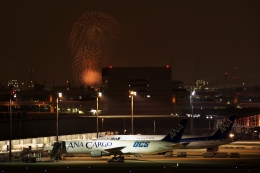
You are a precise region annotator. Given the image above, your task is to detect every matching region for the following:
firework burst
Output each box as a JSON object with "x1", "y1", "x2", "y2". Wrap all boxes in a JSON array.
[
  {"x1": 69, "y1": 11, "x2": 122, "y2": 87},
  {"x1": 69, "y1": 11, "x2": 121, "y2": 55},
  {"x1": 81, "y1": 69, "x2": 102, "y2": 87},
  {"x1": 71, "y1": 46, "x2": 105, "y2": 82}
]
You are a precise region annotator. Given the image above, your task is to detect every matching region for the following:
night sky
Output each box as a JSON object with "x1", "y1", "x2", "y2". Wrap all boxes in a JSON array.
[{"x1": 1, "y1": 0, "x2": 259, "y2": 88}]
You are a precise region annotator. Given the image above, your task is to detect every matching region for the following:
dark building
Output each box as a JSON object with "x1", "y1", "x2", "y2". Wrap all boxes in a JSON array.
[{"x1": 101, "y1": 66, "x2": 172, "y2": 115}]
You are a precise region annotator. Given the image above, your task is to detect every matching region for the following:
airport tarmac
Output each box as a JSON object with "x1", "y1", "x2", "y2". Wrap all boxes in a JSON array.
[{"x1": 1, "y1": 148, "x2": 259, "y2": 173}]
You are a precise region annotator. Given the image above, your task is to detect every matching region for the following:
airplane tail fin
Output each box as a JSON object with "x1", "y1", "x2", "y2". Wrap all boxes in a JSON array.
[
  {"x1": 210, "y1": 114, "x2": 236, "y2": 138},
  {"x1": 161, "y1": 119, "x2": 188, "y2": 143}
]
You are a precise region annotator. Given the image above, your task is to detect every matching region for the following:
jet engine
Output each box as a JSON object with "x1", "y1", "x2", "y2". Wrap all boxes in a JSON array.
[
  {"x1": 90, "y1": 150, "x2": 102, "y2": 157},
  {"x1": 90, "y1": 150, "x2": 110, "y2": 157}
]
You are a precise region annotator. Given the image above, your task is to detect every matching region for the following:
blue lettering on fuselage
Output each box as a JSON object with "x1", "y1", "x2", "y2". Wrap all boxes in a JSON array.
[
  {"x1": 67, "y1": 142, "x2": 84, "y2": 150},
  {"x1": 86, "y1": 142, "x2": 112, "y2": 149},
  {"x1": 67, "y1": 141, "x2": 112, "y2": 150},
  {"x1": 133, "y1": 141, "x2": 150, "y2": 147}
]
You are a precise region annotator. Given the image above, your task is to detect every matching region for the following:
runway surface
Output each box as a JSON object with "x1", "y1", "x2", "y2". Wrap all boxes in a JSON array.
[{"x1": 1, "y1": 148, "x2": 259, "y2": 173}]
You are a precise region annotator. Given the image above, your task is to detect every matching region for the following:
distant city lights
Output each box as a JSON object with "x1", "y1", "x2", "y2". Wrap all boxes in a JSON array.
[{"x1": 186, "y1": 114, "x2": 200, "y2": 118}]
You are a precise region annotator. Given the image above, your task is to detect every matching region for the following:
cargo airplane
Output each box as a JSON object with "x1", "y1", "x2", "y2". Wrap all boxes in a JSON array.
[
  {"x1": 98, "y1": 114, "x2": 237, "y2": 154},
  {"x1": 49, "y1": 119, "x2": 188, "y2": 161}
]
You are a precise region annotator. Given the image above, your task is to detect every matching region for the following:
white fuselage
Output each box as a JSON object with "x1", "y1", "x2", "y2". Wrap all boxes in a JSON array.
[
  {"x1": 63, "y1": 139, "x2": 182, "y2": 155},
  {"x1": 97, "y1": 135, "x2": 233, "y2": 149},
  {"x1": 180, "y1": 139, "x2": 233, "y2": 149}
]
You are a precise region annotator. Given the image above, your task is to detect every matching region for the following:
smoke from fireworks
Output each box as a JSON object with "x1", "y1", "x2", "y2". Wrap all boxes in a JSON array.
[{"x1": 69, "y1": 11, "x2": 122, "y2": 87}]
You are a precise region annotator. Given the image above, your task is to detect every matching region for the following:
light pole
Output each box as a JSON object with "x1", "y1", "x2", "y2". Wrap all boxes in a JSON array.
[
  {"x1": 9, "y1": 95, "x2": 12, "y2": 161},
  {"x1": 9, "y1": 86, "x2": 16, "y2": 161},
  {"x1": 124, "y1": 117, "x2": 125, "y2": 134},
  {"x1": 130, "y1": 91, "x2": 136, "y2": 135},
  {"x1": 96, "y1": 92, "x2": 102, "y2": 138},
  {"x1": 102, "y1": 118, "x2": 104, "y2": 130},
  {"x1": 206, "y1": 115, "x2": 213, "y2": 130},
  {"x1": 190, "y1": 90, "x2": 195, "y2": 135},
  {"x1": 154, "y1": 120, "x2": 155, "y2": 134},
  {"x1": 56, "y1": 92, "x2": 62, "y2": 142}
]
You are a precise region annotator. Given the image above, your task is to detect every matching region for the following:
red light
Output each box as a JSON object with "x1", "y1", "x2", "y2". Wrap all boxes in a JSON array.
[
  {"x1": 166, "y1": 65, "x2": 170, "y2": 68},
  {"x1": 109, "y1": 65, "x2": 113, "y2": 68},
  {"x1": 10, "y1": 90, "x2": 15, "y2": 95}
]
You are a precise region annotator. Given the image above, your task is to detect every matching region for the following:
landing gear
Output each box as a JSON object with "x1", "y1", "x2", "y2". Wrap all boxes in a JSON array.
[
  {"x1": 164, "y1": 151, "x2": 173, "y2": 157},
  {"x1": 107, "y1": 155, "x2": 124, "y2": 163},
  {"x1": 207, "y1": 146, "x2": 219, "y2": 154},
  {"x1": 134, "y1": 154, "x2": 142, "y2": 157}
]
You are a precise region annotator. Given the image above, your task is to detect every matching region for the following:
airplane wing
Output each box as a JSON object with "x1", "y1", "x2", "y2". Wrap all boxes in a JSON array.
[
  {"x1": 168, "y1": 143, "x2": 190, "y2": 147},
  {"x1": 103, "y1": 146, "x2": 127, "y2": 154}
]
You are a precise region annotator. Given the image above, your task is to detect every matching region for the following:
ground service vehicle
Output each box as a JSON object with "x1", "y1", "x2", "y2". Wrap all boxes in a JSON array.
[{"x1": 107, "y1": 156, "x2": 124, "y2": 163}]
